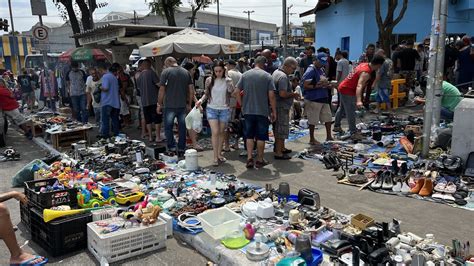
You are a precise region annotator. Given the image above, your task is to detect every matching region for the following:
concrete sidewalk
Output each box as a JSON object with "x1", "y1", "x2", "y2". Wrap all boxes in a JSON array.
[{"x1": 1, "y1": 107, "x2": 472, "y2": 265}]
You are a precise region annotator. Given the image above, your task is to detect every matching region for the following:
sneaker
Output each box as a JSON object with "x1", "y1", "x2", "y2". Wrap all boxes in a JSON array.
[
  {"x1": 333, "y1": 127, "x2": 343, "y2": 133},
  {"x1": 400, "y1": 181, "x2": 411, "y2": 193},
  {"x1": 371, "y1": 170, "x2": 384, "y2": 189},
  {"x1": 382, "y1": 171, "x2": 394, "y2": 190},
  {"x1": 392, "y1": 181, "x2": 402, "y2": 192}
]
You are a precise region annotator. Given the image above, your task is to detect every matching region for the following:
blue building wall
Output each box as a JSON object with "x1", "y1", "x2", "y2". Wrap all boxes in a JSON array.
[
  {"x1": 315, "y1": 0, "x2": 367, "y2": 59},
  {"x1": 315, "y1": 0, "x2": 474, "y2": 61}
]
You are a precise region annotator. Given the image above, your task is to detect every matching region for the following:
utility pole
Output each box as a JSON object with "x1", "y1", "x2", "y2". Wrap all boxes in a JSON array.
[
  {"x1": 432, "y1": 0, "x2": 448, "y2": 126},
  {"x1": 282, "y1": 0, "x2": 287, "y2": 58},
  {"x1": 243, "y1": 10, "x2": 254, "y2": 58},
  {"x1": 422, "y1": 0, "x2": 442, "y2": 158},
  {"x1": 8, "y1": 0, "x2": 14, "y2": 33},
  {"x1": 217, "y1": 0, "x2": 220, "y2": 37},
  {"x1": 287, "y1": 4, "x2": 294, "y2": 47}
]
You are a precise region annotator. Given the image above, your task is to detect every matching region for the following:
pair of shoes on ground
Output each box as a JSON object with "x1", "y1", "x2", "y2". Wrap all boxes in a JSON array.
[
  {"x1": 371, "y1": 170, "x2": 410, "y2": 191},
  {"x1": 212, "y1": 157, "x2": 227, "y2": 167},
  {"x1": 391, "y1": 159, "x2": 408, "y2": 176},
  {"x1": 322, "y1": 153, "x2": 341, "y2": 171},
  {"x1": 410, "y1": 178, "x2": 434, "y2": 197},
  {"x1": 432, "y1": 176, "x2": 458, "y2": 201},
  {"x1": 246, "y1": 158, "x2": 269, "y2": 169}
]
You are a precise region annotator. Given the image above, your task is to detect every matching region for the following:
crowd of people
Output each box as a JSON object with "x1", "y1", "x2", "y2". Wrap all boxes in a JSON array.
[
  {"x1": 0, "y1": 36, "x2": 472, "y2": 266},
  {"x1": 0, "y1": 35, "x2": 472, "y2": 167}
]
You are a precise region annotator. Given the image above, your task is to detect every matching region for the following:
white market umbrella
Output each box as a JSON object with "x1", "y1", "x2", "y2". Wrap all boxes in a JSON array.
[{"x1": 139, "y1": 28, "x2": 244, "y2": 57}]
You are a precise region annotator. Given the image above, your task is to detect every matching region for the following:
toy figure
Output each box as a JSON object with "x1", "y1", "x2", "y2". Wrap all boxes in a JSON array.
[{"x1": 137, "y1": 204, "x2": 162, "y2": 225}]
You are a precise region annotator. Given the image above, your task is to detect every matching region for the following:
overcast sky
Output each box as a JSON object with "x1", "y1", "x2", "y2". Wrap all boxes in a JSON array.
[{"x1": 1, "y1": 0, "x2": 317, "y2": 32}]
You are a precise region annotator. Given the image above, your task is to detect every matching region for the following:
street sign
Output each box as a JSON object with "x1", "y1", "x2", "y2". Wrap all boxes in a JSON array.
[
  {"x1": 33, "y1": 26, "x2": 48, "y2": 41},
  {"x1": 31, "y1": 0, "x2": 48, "y2": 16}
]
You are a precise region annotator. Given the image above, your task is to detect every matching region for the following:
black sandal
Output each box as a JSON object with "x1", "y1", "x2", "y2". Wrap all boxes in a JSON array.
[
  {"x1": 255, "y1": 160, "x2": 269, "y2": 169},
  {"x1": 246, "y1": 158, "x2": 254, "y2": 169}
]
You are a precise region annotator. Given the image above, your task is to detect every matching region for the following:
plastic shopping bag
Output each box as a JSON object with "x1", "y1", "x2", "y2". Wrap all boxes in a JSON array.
[{"x1": 185, "y1": 107, "x2": 203, "y2": 133}]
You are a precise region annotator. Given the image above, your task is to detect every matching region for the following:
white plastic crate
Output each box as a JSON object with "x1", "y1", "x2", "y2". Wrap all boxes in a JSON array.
[
  {"x1": 159, "y1": 212, "x2": 173, "y2": 237},
  {"x1": 197, "y1": 207, "x2": 242, "y2": 240},
  {"x1": 87, "y1": 217, "x2": 167, "y2": 263}
]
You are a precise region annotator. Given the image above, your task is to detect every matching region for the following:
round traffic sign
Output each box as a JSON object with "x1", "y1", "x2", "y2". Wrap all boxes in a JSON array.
[{"x1": 33, "y1": 26, "x2": 48, "y2": 41}]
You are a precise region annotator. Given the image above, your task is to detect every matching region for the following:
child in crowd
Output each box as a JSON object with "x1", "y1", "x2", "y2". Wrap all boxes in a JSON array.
[{"x1": 291, "y1": 75, "x2": 304, "y2": 120}]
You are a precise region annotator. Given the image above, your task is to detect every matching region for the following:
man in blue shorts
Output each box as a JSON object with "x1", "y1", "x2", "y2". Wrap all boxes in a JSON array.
[{"x1": 236, "y1": 56, "x2": 277, "y2": 169}]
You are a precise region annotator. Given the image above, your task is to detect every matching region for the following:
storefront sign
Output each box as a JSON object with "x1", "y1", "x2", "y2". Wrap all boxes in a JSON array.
[{"x1": 78, "y1": 28, "x2": 126, "y2": 46}]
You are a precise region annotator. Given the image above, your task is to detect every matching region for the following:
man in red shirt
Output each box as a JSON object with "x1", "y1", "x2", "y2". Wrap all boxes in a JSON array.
[
  {"x1": 0, "y1": 78, "x2": 32, "y2": 138},
  {"x1": 335, "y1": 55, "x2": 385, "y2": 140}
]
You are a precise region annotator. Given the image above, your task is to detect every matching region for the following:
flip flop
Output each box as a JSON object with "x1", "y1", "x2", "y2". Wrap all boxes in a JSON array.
[
  {"x1": 255, "y1": 160, "x2": 269, "y2": 169},
  {"x1": 246, "y1": 159, "x2": 254, "y2": 169},
  {"x1": 12, "y1": 255, "x2": 48, "y2": 266},
  {"x1": 218, "y1": 157, "x2": 227, "y2": 163}
]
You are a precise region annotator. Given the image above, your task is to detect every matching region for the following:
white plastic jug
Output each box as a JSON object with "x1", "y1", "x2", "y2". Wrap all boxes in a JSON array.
[{"x1": 185, "y1": 149, "x2": 198, "y2": 171}]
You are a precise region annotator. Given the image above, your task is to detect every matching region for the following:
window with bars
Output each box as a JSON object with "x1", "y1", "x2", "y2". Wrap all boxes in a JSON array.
[{"x1": 231, "y1": 27, "x2": 250, "y2": 44}]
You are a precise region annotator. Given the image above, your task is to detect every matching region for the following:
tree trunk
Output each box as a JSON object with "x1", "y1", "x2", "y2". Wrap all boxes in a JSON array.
[
  {"x1": 189, "y1": 8, "x2": 199, "y2": 27},
  {"x1": 76, "y1": 0, "x2": 93, "y2": 31},
  {"x1": 380, "y1": 28, "x2": 393, "y2": 57},
  {"x1": 164, "y1": 8, "x2": 177, "y2": 26},
  {"x1": 59, "y1": 0, "x2": 81, "y2": 47}
]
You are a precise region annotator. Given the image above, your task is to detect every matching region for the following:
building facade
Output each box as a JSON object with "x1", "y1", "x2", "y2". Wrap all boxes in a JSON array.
[
  {"x1": 302, "y1": 0, "x2": 474, "y2": 60},
  {"x1": 0, "y1": 35, "x2": 35, "y2": 74},
  {"x1": 108, "y1": 8, "x2": 277, "y2": 48}
]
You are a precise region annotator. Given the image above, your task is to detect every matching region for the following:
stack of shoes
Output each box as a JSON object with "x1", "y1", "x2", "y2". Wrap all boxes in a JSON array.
[
  {"x1": 451, "y1": 182, "x2": 471, "y2": 206},
  {"x1": 432, "y1": 175, "x2": 457, "y2": 202}
]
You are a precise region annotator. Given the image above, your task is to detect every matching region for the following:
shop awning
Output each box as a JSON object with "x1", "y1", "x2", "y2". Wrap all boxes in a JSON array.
[{"x1": 139, "y1": 28, "x2": 244, "y2": 57}]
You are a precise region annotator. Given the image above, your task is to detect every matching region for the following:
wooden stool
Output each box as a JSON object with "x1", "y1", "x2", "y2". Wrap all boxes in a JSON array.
[{"x1": 380, "y1": 79, "x2": 407, "y2": 110}]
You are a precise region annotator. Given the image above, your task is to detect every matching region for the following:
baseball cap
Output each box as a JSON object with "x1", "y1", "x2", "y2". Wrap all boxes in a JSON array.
[
  {"x1": 316, "y1": 52, "x2": 328, "y2": 66},
  {"x1": 226, "y1": 59, "x2": 237, "y2": 66}
]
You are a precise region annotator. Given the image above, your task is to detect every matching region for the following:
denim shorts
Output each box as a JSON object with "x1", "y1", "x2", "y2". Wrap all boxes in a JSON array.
[
  {"x1": 376, "y1": 88, "x2": 390, "y2": 103},
  {"x1": 206, "y1": 107, "x2": 231, "y2": 123},
  {"x1": 243, "y1": 114, "x2": 269, "y2": 141}
]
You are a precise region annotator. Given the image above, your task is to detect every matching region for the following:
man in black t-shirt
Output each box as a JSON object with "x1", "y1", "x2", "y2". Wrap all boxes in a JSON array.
[
  {"x1": 17, "y1": 68, "x2": 34, "y2": 111},
  {"x1": 393, "y1": 40, "x2": 420, "y2": 90},
  {"x1": 299, "y1": 46, "x2": 316, "y2": 77}
]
